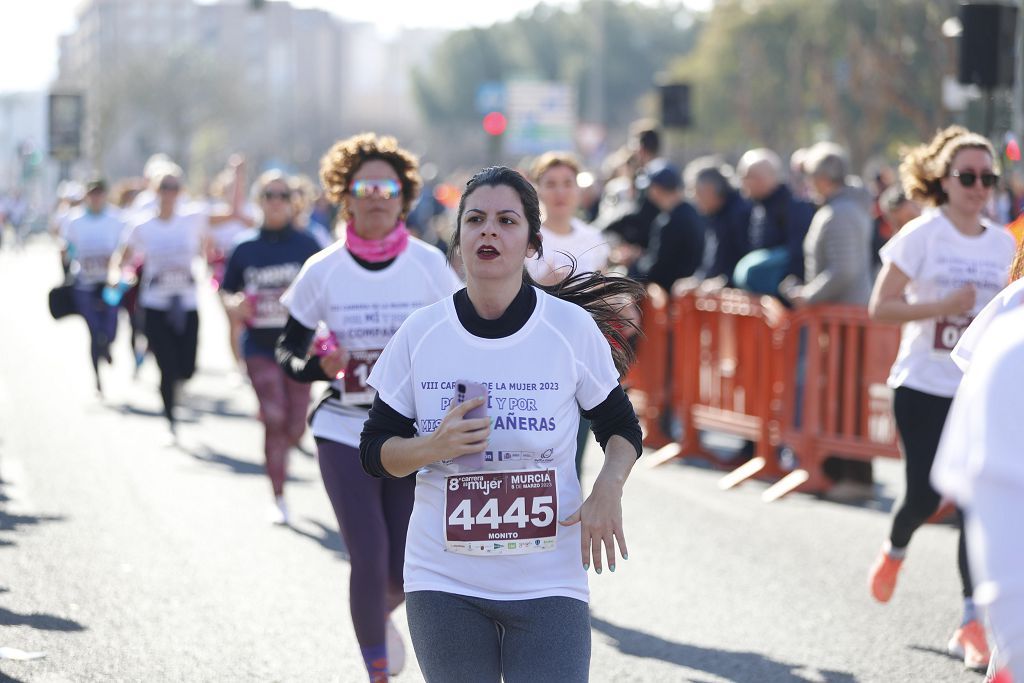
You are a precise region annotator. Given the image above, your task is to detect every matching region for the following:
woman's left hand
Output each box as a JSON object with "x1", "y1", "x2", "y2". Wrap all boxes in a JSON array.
[{"x1": 559, "y1": 479, "x2": 627, "y2": 574}]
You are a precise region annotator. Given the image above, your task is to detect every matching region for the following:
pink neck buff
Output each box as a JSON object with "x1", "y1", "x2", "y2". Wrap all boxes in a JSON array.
[{"x1": 345, "y1": 220, "x2": 410, "y2": 263}]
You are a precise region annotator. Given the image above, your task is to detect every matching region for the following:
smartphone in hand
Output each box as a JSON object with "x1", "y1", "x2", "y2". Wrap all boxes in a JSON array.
[{"x1": 455, "y1": 380, "x2": 488, "y2": 469}]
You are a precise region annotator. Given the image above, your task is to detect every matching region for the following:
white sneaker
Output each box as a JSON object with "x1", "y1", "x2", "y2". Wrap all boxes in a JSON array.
[
  {"x1": 386, "y1": 618, "x2": 405, "y2": 676},
  {"x1": 161, "y1": 424, "x2": 179, "y2": 448},
  {"x1": 269, "y1": 496, "x2": 289, "y2": 526}
]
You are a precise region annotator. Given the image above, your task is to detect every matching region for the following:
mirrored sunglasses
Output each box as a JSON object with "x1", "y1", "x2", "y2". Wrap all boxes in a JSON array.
[
  {"x1": 350, "y1": 178, "x2": 401, "y2": 199},
  {"x1": 951, "y1": 169, "x2": 999, "y2": 189}
]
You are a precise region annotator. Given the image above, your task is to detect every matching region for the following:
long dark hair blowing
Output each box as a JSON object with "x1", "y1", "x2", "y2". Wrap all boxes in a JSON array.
[{"x1": 449, "y1": 166, "x2": 645, "y2": 375}]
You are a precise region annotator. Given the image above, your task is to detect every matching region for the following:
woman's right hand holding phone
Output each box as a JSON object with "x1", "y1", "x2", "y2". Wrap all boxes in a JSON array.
[{"x1": 429, "y1": 397, "x2": 490, "y2": 459}]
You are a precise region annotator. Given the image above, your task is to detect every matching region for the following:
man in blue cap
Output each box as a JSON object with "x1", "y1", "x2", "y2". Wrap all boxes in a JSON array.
[{"x1": 634, "y1": 162, "x2": 705, "y2": 292}]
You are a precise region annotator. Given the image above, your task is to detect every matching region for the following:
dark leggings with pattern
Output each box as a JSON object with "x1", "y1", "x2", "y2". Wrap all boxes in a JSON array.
[
  {"x1": 315, "y1": 438, "x2": 416, "y2": 674},
  {"x1": 245, "y1": 355, "x2": 308, "y2": 496}
]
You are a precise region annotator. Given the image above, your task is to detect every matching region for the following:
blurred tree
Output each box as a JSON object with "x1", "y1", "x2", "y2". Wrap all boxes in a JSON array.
[
  {"x1": 669, "y1": 0, "x2": 959, "y2": 166},
  {"x1": 411, "y1": 0, "x2": 701, "y2": 153},
  {"x1": 90, "y1": 47, "x2": 256, "y2": 181}
]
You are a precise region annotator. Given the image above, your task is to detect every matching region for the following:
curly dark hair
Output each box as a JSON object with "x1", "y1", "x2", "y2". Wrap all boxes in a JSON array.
[
  {"x1": 319, "y1": 133, "x2": 421, "y2": 221},
  {"x1": 450, "y1": 166, "x2": 645, "y2": 375},
  {"x1": 900, "y1": 125, "x2": 997, "y2": 206}
]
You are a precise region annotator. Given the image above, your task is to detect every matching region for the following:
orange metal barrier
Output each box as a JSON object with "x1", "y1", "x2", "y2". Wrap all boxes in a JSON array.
[
  {"x1": 623, "y1": 286, "x2": 673, "y2": 448},
  {"x1": 631, "y1": 288, "x2": 902, "y2": 501},
  {"x1": 664, "y1": 290, "x2": 788, "y2": 484},
  {"x1": 765, "y1": 305, "x2": 901, "y2": 499}
]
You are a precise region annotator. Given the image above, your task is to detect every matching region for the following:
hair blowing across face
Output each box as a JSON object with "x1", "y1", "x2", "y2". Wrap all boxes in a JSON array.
[
  {"x1": 451, "y1": 166, "x2": 646, "y2": 376},
  {"x1": 900, "y1": 125, "x2": 997, "y2": 207},
  {"x1": 319, "y1": 132, "x2": 421, "y2": 221}
]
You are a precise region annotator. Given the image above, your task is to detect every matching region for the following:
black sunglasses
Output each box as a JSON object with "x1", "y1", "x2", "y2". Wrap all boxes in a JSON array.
[
  {"x1": 950, "y1": 169, "x2": 999, "y2": 189},
  {"x1": 158, "y1": 183, "x2": 181, "y2": 192},
  {"x1": 262, "y1": 190, "x2": 292, "y2": 201}
]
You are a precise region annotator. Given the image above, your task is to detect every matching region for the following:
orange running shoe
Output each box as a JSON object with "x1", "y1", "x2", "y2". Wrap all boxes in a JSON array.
[
  {"x1": 947, "y1": 619, "x2": 991, "y2": 671},
  {"x1": 868, "y1": 546, "x2": 903, "y2": 603}
]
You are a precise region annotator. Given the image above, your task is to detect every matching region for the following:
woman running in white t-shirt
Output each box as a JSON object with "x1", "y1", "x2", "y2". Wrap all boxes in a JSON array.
[
  {"x1": 62, "y1": 178, "x2": 125, "y2": 395},
  {"x1": 527, "y1": 152, "x2": 616, "y2": 479},
  {"x1": 525, "y1": 151, "x2": 610, "y2": 285},
  {"x1": 115, "y1": 165, "x2": 207, "y2": 443},
  {"x1": 360, "y1": 166, "x2": 645, "y2": 682},
  {"x1": 275, "y1": 134, "x2": 461, "y2": 682},
  {"x1": 866, "y1": 126, "x2": 1015, "y2": 671}
]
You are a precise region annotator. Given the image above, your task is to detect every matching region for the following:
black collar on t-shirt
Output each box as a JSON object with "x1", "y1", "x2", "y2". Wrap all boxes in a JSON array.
[
  {"x1": 259, "y1": 224, "x2": 295, "y2": 242},
  {"x1": 347, "y1": 248, "x2": 396, "y2": 271},
  {"x1": 454, "y1": 282, "x2": 537, "y2": 339}
]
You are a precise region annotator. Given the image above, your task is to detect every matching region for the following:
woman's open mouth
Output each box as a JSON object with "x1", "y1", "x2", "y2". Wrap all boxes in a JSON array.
[{"x1": 477, "y1": 245, "x2": 500, "y2": 260}]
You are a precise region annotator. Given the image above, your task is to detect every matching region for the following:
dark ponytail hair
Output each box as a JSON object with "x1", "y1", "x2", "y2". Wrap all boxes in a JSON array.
[{"x1": 450, "y1": 166, "x2": 645, "y2": 375}]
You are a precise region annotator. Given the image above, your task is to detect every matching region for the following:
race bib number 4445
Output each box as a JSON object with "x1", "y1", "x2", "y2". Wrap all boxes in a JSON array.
[{"x1": 444, "y1": 469, "x2": 558, "y2": 556}]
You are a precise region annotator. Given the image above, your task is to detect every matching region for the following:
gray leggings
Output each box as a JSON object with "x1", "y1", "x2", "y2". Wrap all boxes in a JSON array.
[{"x1": 405, "y1": 590, "x2": 591, "y2": 683}]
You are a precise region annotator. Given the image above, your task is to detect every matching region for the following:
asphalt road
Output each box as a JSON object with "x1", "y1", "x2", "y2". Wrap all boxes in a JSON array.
[{"x1": 0, "y1": 238, "x2": 986, "y2": 682}]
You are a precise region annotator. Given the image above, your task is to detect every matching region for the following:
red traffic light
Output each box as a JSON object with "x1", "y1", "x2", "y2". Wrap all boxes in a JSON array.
[{"x1": 482, "y1": 111, "x2": 507, "y2": 136}]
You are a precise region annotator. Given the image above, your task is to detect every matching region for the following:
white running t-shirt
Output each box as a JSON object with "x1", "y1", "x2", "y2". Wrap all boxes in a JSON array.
[
  {"x1": 63, "y1": 208, "x2": 126, "y2": 286},
  {"x1": 879, "y1": 210, "x2": 1014, "y2": 397},
  {"x1": 124, "y1": 212, "x2": 206, "y2": 311},
  {"x1": 367, "y1": 289, "x2": 620, "y2": 603},
  {"x1": 525, "y1": 218, "x2": 610, "y2": 281},
  {"x1": 951, "y1": 276, "x2": 1024, "y2": 373},
  {"x1": 281, "y1": 238, "x2": 461, "y2": 447}
]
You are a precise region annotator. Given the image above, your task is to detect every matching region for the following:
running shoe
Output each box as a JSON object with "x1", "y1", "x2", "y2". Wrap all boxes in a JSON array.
[
  {"x1": 269, "y1": 496, "x2": 289, "y2": 526},
  {"x1": 868, "y1": 546, "x2": 903, "y2": 603},
  {"x1": 947, "y1": 619, "x2": 991, "y2": 671},
  {"x1": 386, "y1": 618, "x2": 405, "y2": 676},
  {"x1": 990, "y1": 668, "x2": 1013, "y2": 683}
]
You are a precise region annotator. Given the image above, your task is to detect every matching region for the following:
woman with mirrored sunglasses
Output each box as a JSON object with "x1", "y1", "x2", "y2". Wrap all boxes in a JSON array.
[
  {"x1": 219, "y1": 170, "x2": 321, "y2": 524},
  {"x1": 275, "y1": 133, "x2": 461, "y2": 682},
  {"x1": 865, "y1": 126, "x2": 1015, "y2": 671}
]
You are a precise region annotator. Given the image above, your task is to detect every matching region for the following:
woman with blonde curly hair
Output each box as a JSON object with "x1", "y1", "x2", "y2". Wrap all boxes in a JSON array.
[
  {"x1": 275, "y1": 133, "x2": 461, "y2": 681},
  {"x1": 866, "y1": 126, "x2": 1015, "y2": 671}
]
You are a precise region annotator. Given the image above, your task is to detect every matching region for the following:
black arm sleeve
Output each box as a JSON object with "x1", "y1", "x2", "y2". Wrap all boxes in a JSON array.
[
  {"x1": 582, "y1": 385, "x2": 643, "y2": 459},
  {"x1": 360, "y1": 394, "x2": 417, "y2": 479},
  {"x1": 274, "y1": 315, "x2": 330, "y2": 383}
]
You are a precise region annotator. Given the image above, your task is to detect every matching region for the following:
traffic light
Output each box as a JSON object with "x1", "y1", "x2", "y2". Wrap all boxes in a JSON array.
[{"x1": 482, "y1": 112, "x2": 507, "y2": 137}]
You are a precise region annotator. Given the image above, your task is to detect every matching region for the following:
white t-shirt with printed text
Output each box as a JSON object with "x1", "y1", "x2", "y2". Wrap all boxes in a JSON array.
[
  {"x1": 280, "y1": 238, "x2": 461, "y2": 447},
  {"x1": 879, "y1": 210, "x2": 1014, "y2": 397},
  {"x1": 123, "y1": 212, "x2": 207, "y2": 311},
  {"x1": 525, "y1": 218, "x2": 610, "y2": 282},
  {"x1": 63, "y1": 207, "x2": 126, "y2": 286},
  {"x1": 367, "y1": 288, "x2": 620, "y2": 603}
]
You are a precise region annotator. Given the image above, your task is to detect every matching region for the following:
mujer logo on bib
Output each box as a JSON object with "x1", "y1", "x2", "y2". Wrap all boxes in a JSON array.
[{"x1": 444, "y1": 470, "x2": 557, "y2": 556}]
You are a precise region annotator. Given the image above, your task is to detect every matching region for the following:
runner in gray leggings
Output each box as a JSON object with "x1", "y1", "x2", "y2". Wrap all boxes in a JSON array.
[{"x1": 360, "y1": 167, "x2": 645, "y2": 682}]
